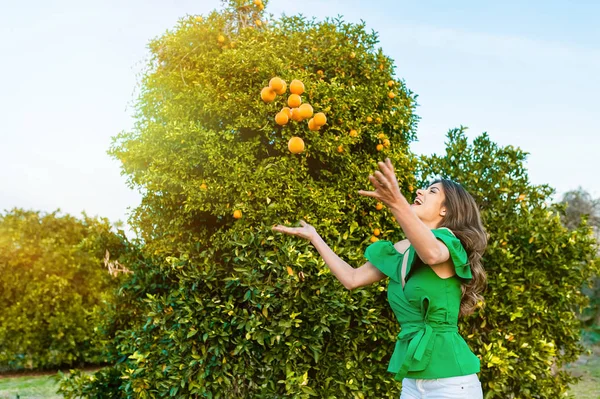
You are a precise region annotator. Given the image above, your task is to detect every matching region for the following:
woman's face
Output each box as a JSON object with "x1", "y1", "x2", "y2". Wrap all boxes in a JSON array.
[{"x1": 411, "y1": 182, "x2": 447, "y2": 228}]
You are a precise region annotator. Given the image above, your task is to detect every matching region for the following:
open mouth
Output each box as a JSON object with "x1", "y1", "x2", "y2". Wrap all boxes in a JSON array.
[{"x1": 413, "y1": 197, "x2": 423, "y2": 205}]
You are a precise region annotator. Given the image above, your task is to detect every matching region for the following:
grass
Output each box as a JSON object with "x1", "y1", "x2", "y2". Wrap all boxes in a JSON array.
[
  {"x1": 566, "y1": 346, "x2": 600, "y2": 399},
  {"x1": 0, "y1": 374, "x2": 61, "y2": 399}
]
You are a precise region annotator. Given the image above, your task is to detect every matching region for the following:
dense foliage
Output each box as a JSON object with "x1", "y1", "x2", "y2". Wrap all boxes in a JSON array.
[{"x1": 0, "y1": 209, "x2": 125, "y2": 370}]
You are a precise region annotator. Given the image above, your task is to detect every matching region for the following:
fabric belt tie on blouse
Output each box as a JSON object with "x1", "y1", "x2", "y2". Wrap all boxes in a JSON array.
[{"x1": 392, "y1": 297, "x2": 459, "y2": 382}]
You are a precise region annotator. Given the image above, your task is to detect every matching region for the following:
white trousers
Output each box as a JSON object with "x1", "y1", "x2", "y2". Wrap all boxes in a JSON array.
[{"x1": 400, "y1": 373, "x2": 483, "y2": 399}]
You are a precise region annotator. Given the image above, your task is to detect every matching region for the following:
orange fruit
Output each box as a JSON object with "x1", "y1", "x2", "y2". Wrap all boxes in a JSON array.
[
  {"x1": 307, "y1": 118, "x2": 320, "y2": 131},
  {"x1": 388, "y1": 92, "x2": 396, "y2": 99},
  {"x1": 288, "y1": 93, "x2": 302, "y2": 108},
  {"x1": 217, "y1": 35, "x2": 225, "y2": 43},
  {"x1": 200, "y1": 183, "x2": 207, "y2": 190},
  {"x1": 408, "y1": 185, "x2": 414, "y2": 192},
  {"x1": 195, "y1": 16, "x2": 203, "y2": 22},
  {"x1": 274, "y1": 80, "x2": 286, "y2": 95},
  {"x1": 269, "y1": 77, "x2": 285, "y2": 93},
  {"x1": 254, "y1": 0, "x2": 263, "y2": 6},
  {"x1": 233, "y1": 210, "x2": 242, "y2": 219},
  {"x1": 261, "y1": 87, "x2": 276, "y2": 103},
  {"x1": 350, "y1": 52, "x2": 356, "y2": 59},
  {"x1": 366, "y1": 116, "x2": 373, "y2": 123},
  {"x1": 375, "y1": 202, "x2": 383, "y2": 210},
  {"x1": 288, "y1": 136, "x2": 305, "y2": 154},
  {"x1": 290, "y1": 79, "x2": 305, "y2": 95},
  {"x1": 317, "y1": 70, "x2": 324, "y2": 76},
  {"x1": 281, "y1": 107, "x2": 293, "y2": 118},
  {"x1": 298, "y1": 103, "x2": 313, "y2": 119},
  {"x1": 337, "y1": 145, "x2": 343, "y2": 153},
  {"x1": 387, "y1": 80, "x2": 394, "y2": 87},
  {"x1": 275, "y1": 111, "x2": 289, "y2": 125},
  {"x1": 383, "y1": 139, "x2": 391, "y2": 147},
  {"x1": 290, "y1": 107, "x2": 303, "y2": 121},
  {"x1": 349, "y1": 129, "x2": 358, "y2": 137},
  {"x1": 370, "y1": 236, "x2": 379, "y2": 243},
  {"x1": 376, "y1": 117, "x2": 382, "y2": 124},
  {"x1": 313, "y1": 112, "x2": 327, "y2": 126},
  {"x1": 255, "y1": 19, "x2": 262, "y2": 27},
  {"x1": 373, "y1": 228, "x2": 381, "y2": 236},
  {"x1": 376, "y1": 144, "x2": 384, "y2": 151},
  {"x1": 378, "y1": 133, "x2": 385, "y2": 139}
]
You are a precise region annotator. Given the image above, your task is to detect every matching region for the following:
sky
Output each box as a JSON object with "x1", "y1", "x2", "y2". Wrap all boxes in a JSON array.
[{"x1": 1, "y1": 0, "x2": 598, "y2": 234}]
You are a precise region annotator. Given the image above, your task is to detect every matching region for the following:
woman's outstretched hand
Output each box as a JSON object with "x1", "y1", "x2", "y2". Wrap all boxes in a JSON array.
[
  {"x1": 272, "y1": 220, "x2": 317, "y2": 242},
  {"x1": 358, "y1": 158, "x2": 405, "y2": 208}
]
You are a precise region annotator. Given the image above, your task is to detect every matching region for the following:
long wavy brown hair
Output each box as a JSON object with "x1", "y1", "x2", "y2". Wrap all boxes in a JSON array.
[{"x1": 432, "y1": 178, "x2": 488, "y2": 317}]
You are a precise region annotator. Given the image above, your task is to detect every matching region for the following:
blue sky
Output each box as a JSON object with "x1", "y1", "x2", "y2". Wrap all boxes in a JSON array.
[{"x1": 1, "y1": 0, "x2": 598, "y2": 233}]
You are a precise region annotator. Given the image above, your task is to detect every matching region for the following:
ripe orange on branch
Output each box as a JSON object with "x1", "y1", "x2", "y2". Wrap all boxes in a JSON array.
[
  {"x1": 299, "y1": 103, "x2": 313, "y2": 119},
  {"x1": 289, "y1": 79, "x2": 305, "y2": 95},
  {"x1": 261, "y1": 87, "x2": 276, "y2": 103},
  {"x1": 288, "y1": 137, "x2": 305, "y2": 154},
  {"x1": 307, "y1": 118, "x2": 320, "y2": 131},
  {"x1": 288, "y1": 94, "x2": 302, "y2": 108},
  {"x1": 269, "y1": 77, "x2": 286, "y2": 94},
  {"x1": 313, "y1": 112, "x2": 327, "y2": 126},
  {"x1": 281, "y1": 107, "x2": 293, "y2": 118},
  {"x1": 290, "y1": 107, "x2": 303, "y2": 121},
  {"x1": 275, "y1": 111, "x2": 289, "y2": 125},
  {"x1": 233, "y1": 210, "x2": 243, "y2": 219}
]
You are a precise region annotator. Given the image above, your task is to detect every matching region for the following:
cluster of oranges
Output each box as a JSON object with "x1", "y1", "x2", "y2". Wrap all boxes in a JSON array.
[{"x1": 260, "y1": 77, "x2": 327, "y2": 154}]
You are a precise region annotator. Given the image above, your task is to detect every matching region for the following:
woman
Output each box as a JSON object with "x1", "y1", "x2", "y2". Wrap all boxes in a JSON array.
[{"x1": 272, "y1": 158, "x2": 487, "y2": 398}]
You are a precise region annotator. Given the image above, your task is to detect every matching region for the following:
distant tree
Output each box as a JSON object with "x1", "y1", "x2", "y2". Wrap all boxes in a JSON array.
[
  {"x1": 559, "y1": 188, "x2": 600, "y2": 329},
  {"x1": 560, "y1": 187, "x2": 600, "y2": 235},
  {"x1": 0, "y1": 209, "x2": 126, "y2": 370}
]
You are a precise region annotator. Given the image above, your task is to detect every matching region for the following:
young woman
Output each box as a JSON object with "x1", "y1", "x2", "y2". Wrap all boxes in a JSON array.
[{"x1": 272, "y1": 158, "x2": 487, "y2": 398}]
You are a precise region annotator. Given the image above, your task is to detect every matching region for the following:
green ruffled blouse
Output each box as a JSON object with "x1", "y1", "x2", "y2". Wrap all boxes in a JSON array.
[{"x1": 364, "y1": 228, "x2": 480, "y2": 381}]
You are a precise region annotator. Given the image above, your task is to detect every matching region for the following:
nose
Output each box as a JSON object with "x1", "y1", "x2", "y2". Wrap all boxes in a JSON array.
[{"x1": 416, "y1": 189, "x2": 424, "y2": 197}]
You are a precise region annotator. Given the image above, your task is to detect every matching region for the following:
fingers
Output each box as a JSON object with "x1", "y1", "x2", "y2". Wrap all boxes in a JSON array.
[
  {"x1": 386, "y1": 157, "x2": 395, "y2": 173},
  {"x1": 373, "y1": 171, "x2": 389, "y2": 188},
  {"x1": 272, "y1": 225, "x2": 294, "y2": 235},
  {"x1": 378, "y1": 159, "x2": 396, "y2": 184},
  {"x1": 357, "y1": 189, "x2": 379, "y2": 198}
]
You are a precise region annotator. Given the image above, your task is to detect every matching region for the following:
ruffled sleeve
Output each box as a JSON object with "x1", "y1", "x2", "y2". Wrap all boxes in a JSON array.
[
  {"x1": 432, "y1": 228, "x2": 471, "y2": 279},
  {"x1": 364, "y1": 240, "x2": 404, "y2": 283}
]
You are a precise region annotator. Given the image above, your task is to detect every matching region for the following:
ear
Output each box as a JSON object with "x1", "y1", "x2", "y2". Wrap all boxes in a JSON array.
[{"x1": 439, "y1": 207, "x2": 447, "y2": 217}]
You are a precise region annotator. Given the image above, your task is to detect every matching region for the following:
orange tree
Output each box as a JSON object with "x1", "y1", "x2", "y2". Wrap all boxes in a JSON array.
[
  {"x1": 58, "y1": 1, "x2": 598, "y2": 398},
  {"x1": 0, "y1": 209, "x2": 125, "y2": 370}
]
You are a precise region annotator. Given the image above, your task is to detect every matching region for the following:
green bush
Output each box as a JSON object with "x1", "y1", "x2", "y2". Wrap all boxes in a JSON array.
[
  {"x1": 0, "y1": 209, "x2": 125, "y2": 370},
  {"x1": 58, "y1": 2, "x2": 599, "y2": 398}
]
